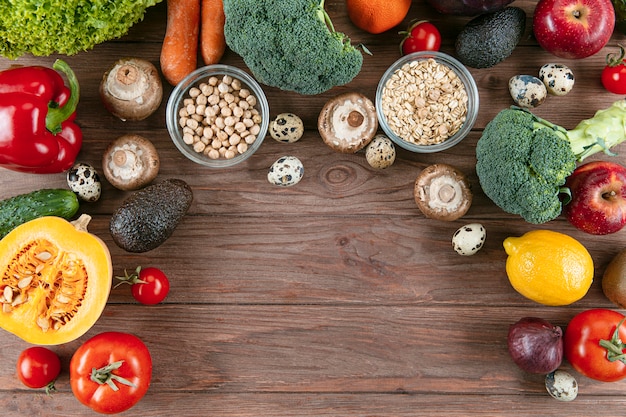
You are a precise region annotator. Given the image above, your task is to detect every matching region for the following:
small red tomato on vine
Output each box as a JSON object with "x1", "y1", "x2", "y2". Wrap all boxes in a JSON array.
[
  {"x1": 17, "y1": 346, "x2": 61, "y2": 394},
  {"x1": 602, "y1": 45, "x2": 626, "y2": 94},
  {"x1": 115, "y1": 266, "x2": 170, "y2": 305},
  {"x1": 399, "y1": 20, "x2": 441, "y2": 55}
]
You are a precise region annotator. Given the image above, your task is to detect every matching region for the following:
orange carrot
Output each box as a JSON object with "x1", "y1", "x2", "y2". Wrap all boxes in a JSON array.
[
  {"x1": 200, "y1": 0, "x2": 226, "y2": 65},
  {"x1": 160, "y1": 0, "x2": 200, "y2": 86}
]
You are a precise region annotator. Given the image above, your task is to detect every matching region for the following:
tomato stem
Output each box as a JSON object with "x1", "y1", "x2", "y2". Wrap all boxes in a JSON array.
[
  {"x1": 113, "y1": 266, "x2": 147, "y2": 289},
  {"x1": 599, "y1": 317, "x2": 626, "y2": 364},
  {"x1": 90, "y1": 360, "x2": 137, "y2": 391},
  {"x1": 606, "y1": 45, "x2": 626, "y2": 67}
]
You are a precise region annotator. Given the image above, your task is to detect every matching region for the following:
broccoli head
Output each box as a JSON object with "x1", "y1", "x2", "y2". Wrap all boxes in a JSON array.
[
  {"x1": 0, "y1": 0, "x2": 162, "y2": 59},
  {"x1": 222, "y1": 0, "x2": 363, "y2": 95},
  {"x1": 476, "y1": 109, "x2": 576, "y2": 224},
  {"x1": 476, "y1": 101, "x2": 626, "y2": 224}
]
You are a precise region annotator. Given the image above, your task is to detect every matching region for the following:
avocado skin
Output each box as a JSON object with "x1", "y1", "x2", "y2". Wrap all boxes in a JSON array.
[
  {"x1": 455, "y1": 7, "x2": 526, "y2": 69},
  {"x1": 110, "y1": 178, "x2": 193, "y2": 253}
]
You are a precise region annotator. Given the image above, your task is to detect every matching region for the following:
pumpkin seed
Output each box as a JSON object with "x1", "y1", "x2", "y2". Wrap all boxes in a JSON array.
[
  {"x1": 3, "y1": 286, "x2": 13, "y2": 304},
  {"x1": 18, "y1": 276, "x2": 33, "y2": 289}
]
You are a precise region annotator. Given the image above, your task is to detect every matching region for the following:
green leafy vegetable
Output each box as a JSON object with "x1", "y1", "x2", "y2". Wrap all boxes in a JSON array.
[
  {"x1": 222, "y1": 0, "x2": 363, "y2": 95},
  {"x1": 0, "y1": 0, "x2": 162, "y2": 59},
  {"x1": 476, "y1": 101, "x2": 626, "y2": 224}
]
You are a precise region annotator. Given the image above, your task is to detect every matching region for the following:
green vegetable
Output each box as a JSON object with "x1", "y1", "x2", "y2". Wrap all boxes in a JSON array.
[
  {"x1": 0, "y1": 189, "x2": 79, "y2": 238},
  {"x1": 222, "y1": 0, "x2": 363, "y2": 95},
  {"x1": 612, "y1": 0, "x2": 626, "y2": 34},
  {"x1": 476, "y1": 100, "x2": 626, "y2": 224},
  {"x1": 0, "y1": 0, "x2": 162, "y2": 59}
]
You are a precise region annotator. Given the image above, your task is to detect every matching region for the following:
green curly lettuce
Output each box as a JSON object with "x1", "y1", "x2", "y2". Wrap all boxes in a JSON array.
[{"x1": 0, "y1": 0, "x2": 162, "y2": 59}]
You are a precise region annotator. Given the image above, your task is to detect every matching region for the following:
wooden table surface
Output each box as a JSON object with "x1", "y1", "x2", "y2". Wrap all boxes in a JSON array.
[{"x1": 2, "y1": 0, "x2": 626, "y2": 415}]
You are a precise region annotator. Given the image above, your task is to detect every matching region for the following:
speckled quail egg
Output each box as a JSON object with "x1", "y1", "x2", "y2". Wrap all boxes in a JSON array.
[
  {"x1": 539, "y1": 63, "x2": 575, "y2": 96},
  {"x1": 545, "y1": 370, "x2": 578, "y2": 402},
  {"x1": 509, "y1": 75, "x2": 547, "y2": 108},
  {"x1": 270, "y1": 113, "x2": 304, "y2": 143},
  {"x1": 365, "y1": 134, "x2": 396, "y2": 169},
  {"x1": 452, "y1": 223, "x2": 486, "y2": 256},
  {"x1": 67, "y1": 162, "x2": 102, "y2": 202},
  {"x1": 268, "y1": 156, "x2": 304, "y2": 187}
]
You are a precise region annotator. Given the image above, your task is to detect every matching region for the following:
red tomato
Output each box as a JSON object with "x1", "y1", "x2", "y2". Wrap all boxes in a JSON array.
[
  {"x1": 17, "y1": 346, "x2": 61, "y2": 392},
  {"x1": 70, "y1": 332, "x2": 152, "y2": 414},
  {"x1": 602, "y1": 46, "x2": 626, "y2": 94},
  {"x1": 564, "y1": 308, "x2": 626, "y2": 382},
  {"x1": 400, "y1": 21, "x2": 441, "y2": 55},
  {"x1": 115, "y1": 266, "x2": 170, "y2": 305}
]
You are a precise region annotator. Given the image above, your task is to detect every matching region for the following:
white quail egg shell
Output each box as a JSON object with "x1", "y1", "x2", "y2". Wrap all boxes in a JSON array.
[
  {"x1": 509, "y1": 75, "x2": 547, "y2": 108},
  {"x1": 270, "y1": 113, "x2": 304, "y2": 143},
  {"x1": 365, "y1": 134, "x2": 396, "y2": 169},
  {"x1": 268, "y1": 156, "x2": 304, "y2": 187},
  {"x1": 539, "y1": 64, "x2": 575, "y2": 96},
  {"x1": 452, "y1": 223, "x2": 486, "y2": 256},
  {"x1": 67, "y1": 162, "x2": 102, "y2": 202},
  {"x1": 545, "y1": 370, "x2": 578, "y2": 402}
]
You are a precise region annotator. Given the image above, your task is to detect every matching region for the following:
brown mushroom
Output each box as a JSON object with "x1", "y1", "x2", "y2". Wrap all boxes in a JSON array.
[
  {"x1": 414, "y1": 163, "x2": 472, "y2": 221},
  {"x1": 99, "y1": 58, "x2": 163, "y2": 121},
  {"x1": 102, "y1": 134, "x2": 160, "y2": 191},
  {"x1": 318, "y1": 92, "x2": 378, "y2": 153}
]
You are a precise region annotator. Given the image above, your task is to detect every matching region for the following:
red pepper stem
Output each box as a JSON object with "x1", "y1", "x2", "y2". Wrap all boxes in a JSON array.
[{"x1": 46, "y1": 59, "x2": 79, "y2": 134}]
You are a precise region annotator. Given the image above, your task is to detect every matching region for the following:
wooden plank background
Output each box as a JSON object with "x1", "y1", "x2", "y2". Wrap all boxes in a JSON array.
[{"x1": 1, "y1": 0, "x2": 626, "y2": 415}]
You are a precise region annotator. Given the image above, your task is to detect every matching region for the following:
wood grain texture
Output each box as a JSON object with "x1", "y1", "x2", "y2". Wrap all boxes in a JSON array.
[{"x1": 1, "y1": 1, "x2": 626, "y2": 415}]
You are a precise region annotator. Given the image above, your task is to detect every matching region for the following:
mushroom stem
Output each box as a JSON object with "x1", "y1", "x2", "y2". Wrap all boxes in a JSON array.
[
  {"x1": 107, "y1": 144, "x2": 144, "y2": 181},
  {"x1": 112, "y1": 149, "x2": 135, "y2": 169},
  {"x1": 347, "y1": 110, "x2": 364, "y2": 127},
  {"x1": 105, "y1": 62, "x2": 148, "y2": 101},
  {"x1": 437, "y1": 183, "x2": 457, "y2": 204}
]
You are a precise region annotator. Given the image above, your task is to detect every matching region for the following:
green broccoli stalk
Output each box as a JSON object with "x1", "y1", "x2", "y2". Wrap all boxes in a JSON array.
[
  {"x1": 476, "y1": 100, "x2": 626, "y2": 224},
  {"x1": 0, "y1": 0, "x2": 162, "y2": 59},
  {"x1": 222, "y1": 0, "x2": 363, "y2": 95}
]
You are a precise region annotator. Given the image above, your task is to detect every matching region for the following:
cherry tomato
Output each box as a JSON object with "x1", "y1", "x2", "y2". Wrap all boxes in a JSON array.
[
  {"x1": 17, "y1": 346, "x2": 61, "y2": 392},
  {"x1": 70, "y1": 331, "x2": 152, "y2": 414},
  {"x1": 602, "y1": 45, "x2": 626, "y2": 94},
  {"x1": 115, "y1": 266, "x2": 170, "y2": 305},
  {"x1": 400, "y1": 21, "x2": 441, "y2": 55},
  {"x1": 564, "y1": 308, "x2": 626, "y2": 382}
]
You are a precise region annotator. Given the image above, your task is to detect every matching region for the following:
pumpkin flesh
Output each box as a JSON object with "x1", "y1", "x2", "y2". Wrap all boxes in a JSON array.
[{"x1": 0, "y1": 215, "x2": 111, "y2": 345}]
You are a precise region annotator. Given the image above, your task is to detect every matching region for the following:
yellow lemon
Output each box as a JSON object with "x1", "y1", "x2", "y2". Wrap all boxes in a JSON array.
[{"x1": 503, "y1": 230, "x2": 594, "y2": 306}]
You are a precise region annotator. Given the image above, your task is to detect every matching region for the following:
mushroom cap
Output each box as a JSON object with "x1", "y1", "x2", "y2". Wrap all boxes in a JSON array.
[
  {"x1": 414, "y1": 163, "x2": 472, "y2": 221},
  {"x1": 318, "y1": 92, "x2": 378, "y2": 153},
  {"x1": 99, "y1": 57, "x2": 163, "y2": 121},
  {"x1": 102, "y1": 134, "x2": 160, "y2": 191}
]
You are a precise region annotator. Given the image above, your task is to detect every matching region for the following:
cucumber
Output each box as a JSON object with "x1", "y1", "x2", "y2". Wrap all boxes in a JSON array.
[{"x1": 0, "y1": 189, "x2": 79, "y2": 238}]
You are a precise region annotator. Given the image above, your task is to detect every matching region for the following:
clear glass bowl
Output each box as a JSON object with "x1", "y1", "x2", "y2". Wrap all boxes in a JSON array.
[
  {"x1": 375, "y1": 51, "x2": 479, "y2": 153},
  {"x1": 166, "y1": 64, "x2": 269, "y2": 168}
]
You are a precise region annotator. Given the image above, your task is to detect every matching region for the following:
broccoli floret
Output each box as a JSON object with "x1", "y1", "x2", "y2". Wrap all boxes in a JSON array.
[
  {"x1": 222, "y1": 0, "x2": 363, "y2": 95},
  {"x1": 0, "y1": 0, "x2": 161, "y2": 59},
  {"x1": 476, "y1": 101, "x2": 626, "y2": 224}
]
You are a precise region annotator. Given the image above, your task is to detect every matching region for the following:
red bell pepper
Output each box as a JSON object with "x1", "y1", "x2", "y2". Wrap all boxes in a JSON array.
[{"x1": 0, "y1": 59, "x2": 82, "y2": 173}]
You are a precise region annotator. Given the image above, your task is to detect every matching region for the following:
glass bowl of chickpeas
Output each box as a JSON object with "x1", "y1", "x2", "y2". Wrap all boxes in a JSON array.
[{"x1": 166, "y1": 64, "x2": 270, "y2": 168}]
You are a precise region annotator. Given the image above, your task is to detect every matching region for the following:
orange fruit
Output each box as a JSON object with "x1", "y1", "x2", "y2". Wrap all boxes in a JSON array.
[
  {"x1": 346, "y1": 0, "x2": 412, "y2": 34},
  {"x1": 503, "y1": 230, "x2": 594, "y2": 306}
]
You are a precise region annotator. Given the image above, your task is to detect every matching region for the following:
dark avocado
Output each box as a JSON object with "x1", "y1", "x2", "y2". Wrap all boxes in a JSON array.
[
  {"x1": 109, "y1": 178, "x2": 193, "y2": 253},
  {"x1": 455, "y1": 7, "x2": 526, "y2": 69}
]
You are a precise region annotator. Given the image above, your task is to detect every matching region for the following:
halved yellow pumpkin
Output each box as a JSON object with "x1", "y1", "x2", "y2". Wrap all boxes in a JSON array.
[{"x1": 0, "y1": 214, "x2": 112, "y2": 345}]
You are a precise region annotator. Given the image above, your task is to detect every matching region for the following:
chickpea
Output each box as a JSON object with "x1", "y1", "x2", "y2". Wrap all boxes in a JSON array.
[{"x1": 177, "y1": 73, "x2": 264, "y2": 161}]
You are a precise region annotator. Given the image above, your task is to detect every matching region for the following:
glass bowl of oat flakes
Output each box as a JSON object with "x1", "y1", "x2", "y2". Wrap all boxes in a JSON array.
[
  {"x1": 376, "y1": 51, "x2": 479, "y2": 153},
  {"x1": 166, "y1": 64, "x2": 269, "y2": 168}
]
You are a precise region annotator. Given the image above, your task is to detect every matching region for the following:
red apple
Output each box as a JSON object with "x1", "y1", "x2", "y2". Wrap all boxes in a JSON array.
[
  {"x1": 563, "y1": 161, "x2": 626, "y2": 235},
  {"x1": 533, "y1": 0, "x2": 615, "y2": 59}
]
